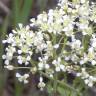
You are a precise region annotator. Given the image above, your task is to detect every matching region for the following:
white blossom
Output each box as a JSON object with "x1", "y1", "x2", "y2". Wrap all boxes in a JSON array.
[
  {"x1": 38, "y1": 77, "x2": 45, "y2": 90},
  {"x1": 84, "y1": 76, "x2": 96, "y2": 87},
  {"x1": 2, "y1": 0, "x2": 96, "y2": 88},
  {"x1": 53, "y1": 44, "x2": 59, "y2": 49},
  {"x1": 52, "y1": 57, "x2": 66, "y2": 72},
  {"x1": 16, "y1": 73, "x2": 29, "y2": 84}
]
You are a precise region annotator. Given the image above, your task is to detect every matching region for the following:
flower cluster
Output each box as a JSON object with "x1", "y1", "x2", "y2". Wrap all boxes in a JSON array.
[{"x1": 2, "y1": 0, "x2": 96, "y2": 90}]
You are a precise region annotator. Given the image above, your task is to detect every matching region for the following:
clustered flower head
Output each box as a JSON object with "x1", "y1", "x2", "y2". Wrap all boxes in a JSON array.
[{"x1": 2, "y1": 0, "x2": 96, "y2": 90}]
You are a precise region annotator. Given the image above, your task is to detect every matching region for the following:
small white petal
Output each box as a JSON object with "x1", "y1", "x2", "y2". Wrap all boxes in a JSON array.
[
  {"x1": 65, "y1": 56, "x2": 70, "y2": 61},
  {"x1": 26, "y1": 25, "x2": 30, "y2": 30},
  {"x1": 52, "y1": 60, "x2": 57, "y2": 65},
  {"x1": 45, "y1": 64, "x2": 50, "y2": 69},
  {"x1": 28, "y1": 51, "x2": 33, "y2": 55},
  {"x1": 24, "y1": 74, "x2": 29, "y2": 78},
  {"x1": 56, "y1": 67, "x2": 60, "y2": 72},
  {"x1": 5, "y1": 60, "x2": 9, "y2": 65},
  {"x1": 24, "y1": 80, "x2": 28, "y2": 84},
  {"x1": 76, "y1": 73, "x2": 81, "y2": 77},
  {"x1": 88, "y1": 83, "x2": 93, "y2": 87},
  {"x1": 12, "y1": 30, "x2": 17, "y2": 33},
  {"x1": 2, "y1": 55, "x2": 6, "y2": 59},
  {"x1": 60, "y1": 65, "x2": 65, "y2": 71},
  {"x1": 80, "y1": 0, "x2": 85, "y2": 3},
  {"x1": 25, "y1": 62, "x2": 29, "y2": 65},
  {"x1": 16, "y1": 73, "x2": 21, "y2": 78},
  {"x1": 53, "y1": 44, "x2": 59, "y2": 49},
  {"x1": 26, "y1": 56, "x2": 31, "y2": 61},
  {"x1": 38, "y1": 63, "x2": 44, "y2": 69},
  {"x1": 80, "y1": 60, "x2": 84, "y2": 65},
  {"x1": 2, "y1": 40, "x2": 7, "y2": 44},
  {"x1": 40, "y1": 77, "x2": 43, "y2": 82},
  {"x1": 84, "y1": 79, "x2": 89, "y2": 84},
  {"x1": 50, "y1": 74, "x2": 53, "y2": 78},
  {"x1": 18, "y1": 23, "x2": 23, "y2": 29},
  {"x1": 91, "y1": 60, "x2": 96, "y2": 65},
  {"x1": 18, "y1": 50, "x2": 22, "y2": 54},
  {"x1": 18, "y1": 60, "x2": 23, "y2": 64}
]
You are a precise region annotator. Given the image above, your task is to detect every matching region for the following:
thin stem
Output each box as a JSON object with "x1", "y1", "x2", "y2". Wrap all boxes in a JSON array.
[
  {"x1": 40, "y1": 71, "x2": 82, "y2": 95},
  {"x1": 53, "y1": 73, "x2": 58, "y2": 95},
  {"x1": 88, "y1": 68, "x2": 96, "y2": 73},
  {"x1": 58, "y1": 34, "x2": 65, "y2": 44},
  {"x1": 14, "y1": 67, "x2": 31, "y2": 69}
]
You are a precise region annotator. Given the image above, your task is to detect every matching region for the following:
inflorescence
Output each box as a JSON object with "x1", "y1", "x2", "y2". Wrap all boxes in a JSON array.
[{"x1": 2, "y1": 0, "x2": 96, "y2": 90}]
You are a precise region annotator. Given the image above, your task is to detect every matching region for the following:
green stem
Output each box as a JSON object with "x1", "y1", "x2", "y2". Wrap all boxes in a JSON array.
[
  {"x1": 88, "y1": 68, "x2": 96, "y2": 73},
  {"x1": 40, "y1": 71, "x2": 82, "y2": 96},
  {"x1": 53, "y1": 73, "x2": 58, "y2": 95},
  {"x1": 14, "y1": 67, "x2": 31, "y2": 69},
  {"x1": 59, "y1": 35, "x2": 67, "y2": 56}
]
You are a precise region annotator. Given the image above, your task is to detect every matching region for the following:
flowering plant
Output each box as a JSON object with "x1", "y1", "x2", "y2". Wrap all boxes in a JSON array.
[{"x1": 2, "y1": 0, "x2": 96, "y2": 95}]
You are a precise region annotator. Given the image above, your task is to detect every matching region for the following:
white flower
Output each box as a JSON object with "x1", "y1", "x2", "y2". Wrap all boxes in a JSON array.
[
  {"x1": 4, "y1": 60, "x2": 9, "y2": 65},
  {"x1": 25, "y1": 25, "x2": 30, "y2": 30},
  {"x1": 71, "y1": 54, "x2": 79, "y2": 63},
  {"x1": 18, "y1": 23, "x2": 23, "y2": 29},
  {"x1": 77, "y1": 68, "x2": 89, "y2": 79},
  {"x1": 79, "y1": 53, "x2": 88, "y2": 65},
  {"x1": 18, "y1": 59, "x2": 23, "y2": 64},
  {"x1": 2, "y1": 0, "x2": 96, "y2": 88},
  {"x1": 45, "y1": 64, "x2": 50, "y2": 69},
  {"x1": 17, "y1": 55, "x2": 31, "y2": 65},
  {"x1": 3, "y1": 33, "x2": 14, "y2": 44},
  {"x1": 80, "y1": 60, "x2": 85, "y2": 65},
  {"x1": 38, "y1": 77, "x2": 45, "y2": 90},
  {"x1": 38, "y1": 56, "x2": 49, "y2": 70},
  {"x1": 17, "y1": 56, "x2": 23, "y2": 64},
  {"x1": 80, "y1": 0, "x2": 86, "y2": 4},
  {"x1": 2, "y1": 55, "x2": 6, "y2": 59},
  {"x1": 87, "y1": 47, "x2": 95, "y2": 61},
  {"x1": 91, "y1": 60, "x2": 96, "y2": 65},
  {"x1": 48, "y1": 9, "x2": 54, "y2": 16},
  {"x1": 90, "y1": 34, "x2": 96, "y2": 48},
  {"x1": 84, "y1": 76, "x2": 96, "y2": 87},
  {"x1": 2, "y1": 46, "x2": 16, "y2": 65},
  {"x1": 38, "y1": 62, "x2": 44, "y2": 70},
  {"x1": 71, "y1": 40, "x2": 81, "y2": 50},
  {"x1": 52, "y1": 57, "x2": 66, "y2": 72},
  {"x1": 64, "y1": 55, "x2": 70, "y2": 61},
  {"x1": 26, "y1": 55, "x2": 31, "y2": 61},
  {"x1": 16, "y1": 73, "x2": 29, "y2": 84},
  {"x1": 53, "y1": 44, "x2": 59, "y2": 49},
  {"x1": 25, "y1": 61, "x2": 29, "y2": 65},
  {"x1": 2, "y1": 40, "x2": 7, "y2": 44},
  {"x1": 18, "y1": 50, "x2": 22, "y2": 54}
]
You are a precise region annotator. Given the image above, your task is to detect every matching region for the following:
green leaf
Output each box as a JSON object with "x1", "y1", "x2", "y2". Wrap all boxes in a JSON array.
[
  {"x1": 12, "y1": 0, "x2": 33, "y2": 25},
  {"x1": 12, "y1": 0, "x2": 21, "y2": 25},
  {"x1": 57, "y1": 85, "x2": 77, "y2": 96},
  {"x1": 47, "y1": 84, "x2": 53, "y2": 95},
  {"x1": 20, "y1": 0, "x2": 33, "y2": 23},
  {"x1": 73, "y1": 77, "x2": 87, "y2": 95}
]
